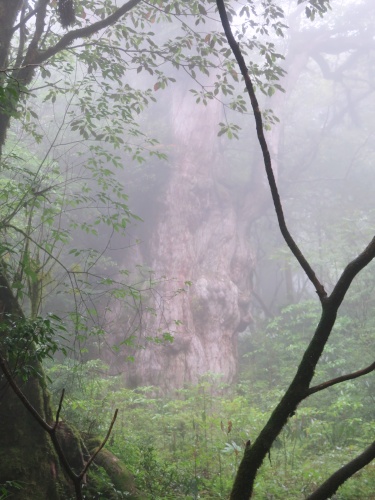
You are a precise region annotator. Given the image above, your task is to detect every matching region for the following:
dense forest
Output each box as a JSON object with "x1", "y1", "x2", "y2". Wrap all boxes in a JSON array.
[{"x1": 0, "y1": 0, "x2": 374, "y2": 499}]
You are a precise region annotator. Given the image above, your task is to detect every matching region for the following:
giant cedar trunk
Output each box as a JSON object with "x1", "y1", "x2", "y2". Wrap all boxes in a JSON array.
[
  {"x1": 121, "y1": 86, "x2": 262, "y2": 390},
  {"x1": 117, "y1": 15, "x2": 345, "y2": 391}
]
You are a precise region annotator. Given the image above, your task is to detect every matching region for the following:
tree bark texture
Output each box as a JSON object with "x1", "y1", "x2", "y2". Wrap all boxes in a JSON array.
[
  {"x1": 0, "y1": 273, "x2": 71, "y2": 499},
  {"x1": 121, "y1": 86, "x2": 259, "y2": 390}
]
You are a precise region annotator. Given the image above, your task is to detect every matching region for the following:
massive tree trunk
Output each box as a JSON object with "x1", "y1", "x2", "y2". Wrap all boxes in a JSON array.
[
  {"x1": 116, "y1": 3, "x2": 375, "y2": 391},
  {"x1": 122, "y1": 85, "x2": 261, "y2": 390}
]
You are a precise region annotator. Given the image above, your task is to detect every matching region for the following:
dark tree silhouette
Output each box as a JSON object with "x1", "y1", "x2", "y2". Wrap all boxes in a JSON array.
[{"x1": 216, "y1": 0, "x2": 375, "y2": 498}]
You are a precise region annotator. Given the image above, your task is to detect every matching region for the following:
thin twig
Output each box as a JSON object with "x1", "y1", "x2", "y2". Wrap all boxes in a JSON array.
[
  {"x1": 79, "y1": 409, "x2": 119, "y2": 479},
  {"x1": 54, "y1": 388, "x2": 65, "y2": 428}
]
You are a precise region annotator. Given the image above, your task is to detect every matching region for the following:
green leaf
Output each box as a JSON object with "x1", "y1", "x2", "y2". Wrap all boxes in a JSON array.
[{"x1": 198, "y1": 4, "x2": 207, "y2": 15}]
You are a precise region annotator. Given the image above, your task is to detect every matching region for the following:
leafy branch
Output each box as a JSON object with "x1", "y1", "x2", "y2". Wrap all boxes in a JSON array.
[{"x1": 35, "y1": 0, "x2": 143, "y2": 65}]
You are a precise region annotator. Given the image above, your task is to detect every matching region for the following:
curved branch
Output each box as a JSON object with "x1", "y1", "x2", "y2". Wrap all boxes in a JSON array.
[
  {"x1": 308, "y1": 361, "x2": 375, "y2": 396},
  {"x1": 34, "y1": 0, "x2": 143, "y2": 65},
  {"x1": 329, "y1": 236, "x2": 375, "y2": 308},
  {"x1": 306, "y1": 441, "x2": 375, "y2": 500},
  {"x1": 216, "y1": 0, "x2": 326, "y2": 301}
]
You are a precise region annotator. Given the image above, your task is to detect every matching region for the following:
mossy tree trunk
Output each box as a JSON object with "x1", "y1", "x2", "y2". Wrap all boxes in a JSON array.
[{"x1": 0, "y1": 273, "x2": 72, "y2": 499}]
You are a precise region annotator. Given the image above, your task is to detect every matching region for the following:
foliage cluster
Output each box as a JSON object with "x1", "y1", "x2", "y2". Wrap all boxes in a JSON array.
[
  {"x1": 0, "y1": 313, "x2": 67, "y2": 381},
  {"x1": 46, "y1": 288, "x2": 375, "y2": 500}
]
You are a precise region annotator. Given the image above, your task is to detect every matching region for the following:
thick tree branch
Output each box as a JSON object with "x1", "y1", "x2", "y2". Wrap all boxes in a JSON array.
[
  {"x1": 27, "y1": 0, "x2": 49, "y2": 54},
  {"x1": 227, "y1": 302, "x2": 339, "y2": 498},
  {"x1": 216, "y1": 0, "x2": 326, "y2": 301},
  {"x1": 306, "y1": 441, "x2": 375, "y2": 500},
  {"x1": 329, "y1": 236, "x2": 375, "y2": 307},
  {"x1": 308, "y1": 361, "x2": 375, "y2": 396},
  {"x1": 11, "y1": 7, "x2": 39, "y2": 34},
  {"x1": 34, "y1": 0, "x2": 143, "y2": 65}
]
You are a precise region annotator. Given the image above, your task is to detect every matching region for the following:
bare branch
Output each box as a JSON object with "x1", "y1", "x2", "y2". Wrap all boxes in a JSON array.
[
  {"x1": 214, "y1": 3, "x2": 375, "y2": 499},
  {"x1": 27, "y1": 0, "x2": 49, "y2": 53},
  {"x1": 329, "y1": 236, "x2": 375, "y2": 308},
  {"x1": 306, "y1": 441, "x2": 375, "y2": 500},
  {"x1": 0, "y1": 354, "x2": 76, "y2": 485},
  {"x1": 79, "y1": 408, "x2": 119, "y2": 479},
  {"x1": 54, "y1": 388, "x2": 65, "y2": 429},
  {"x1": 0, "y1": 63, "x2": 45, "y2": 75},
  {"x1": 308, "y1": 361, "x2": 375, "y2": 396},
  {"x1": 216, "y1": 0, "x2": 326, "y2": 301},
  {"x1": 0, "y1": 352, "x2": 78, "y2": 487},
  {"x1": 11, "y1": 7, "x2": 39, "y2": 33}
]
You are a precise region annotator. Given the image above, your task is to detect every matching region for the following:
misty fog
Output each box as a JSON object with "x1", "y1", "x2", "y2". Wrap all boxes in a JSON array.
[{"x1": 1, "y1": 0, "x2": 374, "y2": 498}]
